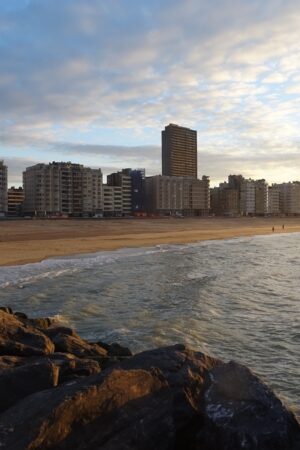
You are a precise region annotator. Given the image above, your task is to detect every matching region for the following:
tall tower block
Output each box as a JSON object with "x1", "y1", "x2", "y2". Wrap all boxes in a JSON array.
[{"x1": 162, "y1": 124, "x2": 197, "y2": 178}]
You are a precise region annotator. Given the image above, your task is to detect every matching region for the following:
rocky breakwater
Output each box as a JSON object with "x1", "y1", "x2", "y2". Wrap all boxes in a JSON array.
[{"x1": 0, "y1": 307, "x2": 299, "y2": 450}]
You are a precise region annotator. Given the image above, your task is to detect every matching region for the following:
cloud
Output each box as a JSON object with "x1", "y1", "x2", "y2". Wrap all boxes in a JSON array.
[{"x1": 0, "y1": 0, "x2": 300, "y2": 185}]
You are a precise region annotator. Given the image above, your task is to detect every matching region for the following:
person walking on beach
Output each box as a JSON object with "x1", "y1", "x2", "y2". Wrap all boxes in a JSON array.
[
  {"x1": 282, "y1": 224, "x2": 285, "y2": 230},
  {"x1": 272, "y1": 226, "x2": 274, "y2": 232}
]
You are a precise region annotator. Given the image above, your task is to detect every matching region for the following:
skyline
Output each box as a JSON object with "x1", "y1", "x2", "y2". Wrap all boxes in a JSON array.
[{"x1": 1, "y1": 0, "x2": 300, "y2": 187}]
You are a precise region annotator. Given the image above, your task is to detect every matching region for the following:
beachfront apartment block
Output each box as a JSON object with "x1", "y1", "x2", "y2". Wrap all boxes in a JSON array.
[
  {"x1": 0, "y1": 160, "x2": 8, "y2": 216},
  {"x1": 210, "y1": 186, "x2": 239, "y2": 216},
  {"x1": 162, "y1": 124, "x2": 197, "y2": 179},
  {"x1": 145, "y1": 175, "x2": 210, "y2": 216},
  {"x1": 103, "y1": 185, "x2": 123, "y2": 216},
  {"x1": 268, "y1": 185, "x2": 280, "y2": 215},
  {"x1": 7, "y1": 186, "x2": 24, "y2": 216},
  {"x1": 275, "y1": 182, "x2": 300, "y2": 215},
  {"x1": 107, "y1": 170, "x2": 132, "y2": 215},
  {"x1": 211, "y1": 176, "x2": 269, "y2": 216},
  {"x1": 23, "y1": 162, "x2": 103, "y2": 217}
]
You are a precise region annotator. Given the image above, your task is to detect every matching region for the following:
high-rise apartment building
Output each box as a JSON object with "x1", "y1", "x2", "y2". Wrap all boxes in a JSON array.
[
  {"x1": 0, "y1": 160, "x2": 8, "y2": 215},
  {"x1": 162, "y1": 124, "x2": 197, "y2": 178},
  {"x1": 23, "y1": 162, "x2": 103, "y2": 216}
]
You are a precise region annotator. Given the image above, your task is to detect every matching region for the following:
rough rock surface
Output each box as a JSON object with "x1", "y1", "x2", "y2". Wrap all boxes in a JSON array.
[
  {"x1": 0, "y1": 307, "x2": 299, "y2": 450},
  {"x1": 0, "y1": 310, "x2": 54, "y2": 356}
]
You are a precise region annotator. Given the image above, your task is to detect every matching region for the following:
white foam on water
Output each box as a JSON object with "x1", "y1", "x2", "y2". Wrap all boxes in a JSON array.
[{"x1": 0, "y1": 244, "x2": 181, "y2": 288}]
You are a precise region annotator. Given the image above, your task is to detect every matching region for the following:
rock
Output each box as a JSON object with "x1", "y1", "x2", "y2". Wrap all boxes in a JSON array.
[
  {"x1": 44, "y1": 325, "x2": 78, "y2": 339},
  {"x1": 196, "y1": 360, "x2": 300, "y2": 450},
  {"x1": 0, "y1": 307, "x2": 13, "y2": 315},
  {"x1": 0, "y1": 310, "x2": 299, "y2": 450},
  {"x1": 14, "y1": 311, "x2": 28, "y2": 320},
  {"x1": 0, "y1": 310, "x2": 55, "y2": 356},
  {"x1": 0, "y1": 359, "x2": 59, "y2": 413},
  {"x1": 52, "y1": 333, "x2": 107, "y2": 358},
  {"x1": 0, "y1": 355, "x2": 27, "y2": 370},
  {"x1": 47, "y1": 353, "x2": 101, "y2": 382},
  {"x1": 26, "y1": 317, "x2": 54, "y2": 329},
  {"x1": 96, "y1": 341, "x2": 132, "y2": 357},
  {"x1": 109, "y1": 343, "x2": 132, "y2": 357},
  {"x1": 0, "y1": 368, "x2": 165, "y2": 450}
]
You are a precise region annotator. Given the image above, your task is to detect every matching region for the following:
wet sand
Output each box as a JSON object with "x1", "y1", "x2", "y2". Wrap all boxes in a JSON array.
[{"x1": 0, "y1": 217, "x2": 299, "y2": 266}]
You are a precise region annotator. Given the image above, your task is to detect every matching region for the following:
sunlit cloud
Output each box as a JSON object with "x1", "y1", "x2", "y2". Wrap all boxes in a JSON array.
[{"x1": 0, "y1": 0, "x2": 300, "y2": 185}]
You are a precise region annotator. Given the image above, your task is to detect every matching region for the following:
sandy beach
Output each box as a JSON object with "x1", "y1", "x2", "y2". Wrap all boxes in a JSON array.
[{"x1": 0, "y1": 217, "x2": 300, "y2": 266}]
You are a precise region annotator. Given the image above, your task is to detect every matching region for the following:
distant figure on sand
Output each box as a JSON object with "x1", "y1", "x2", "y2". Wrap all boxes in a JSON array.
[
  {"x1": 282, "y1": 224, "x2": 285, "y2": 230},
  {"x1": 272, "y1": 226, "x2": 274, "y2": 232}
]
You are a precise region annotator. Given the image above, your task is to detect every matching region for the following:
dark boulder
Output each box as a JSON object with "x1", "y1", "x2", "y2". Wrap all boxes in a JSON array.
[
  {"x1": 0, "y1": 307, "x2": 13, "y2": 315},
  {"x1": 52, "y1": 332, "x2": 107, "y2": 358},
  {"x1": 2, "y1": 345, "x2": 298, "y2": 450},
  {"x1": 0, "y1": 359, "x2": 59, "y2": 413},
  {"x1": 0, "y1": 368, "x2": 165, "y2": 450},
  {"x1": 14, "y1": 311, "x2": 28, "y2": 320},
  {"x1": 44, "y1": 325, "x2": 78, "y2": 339},
  {"x1": 96, "y1": 341, "x2": 132, "y2": 357},
  {"x1": 0, "y1": 355, "x2": 27, "y2": 370},
  {"x1": 47, "y1": 352, "x2": 101, "y2": 382},
  {"x1": 196, "y1": 360, "x2": 300, "y2": 450},
  {"x1": 0, "y1": 310, "x2": 54, "y2": 356},
  {"x1": 26, "y1": 317, "x2": 54, "y2": 329}
]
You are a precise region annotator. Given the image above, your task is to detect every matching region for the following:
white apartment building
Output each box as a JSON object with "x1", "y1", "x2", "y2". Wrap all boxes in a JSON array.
[
  {"x1": 23, "y1": 162, "x2": 103, "y2": 216},
  {"x1": 255, "y1": 179, "x2": 268, "y2": 216},
  {"x1": 268, "y1": 185, "x2": 280, "y2": 215},
  {"x1": 103, "y1": 185, "x2": 122, "y2": 216},
  {"x1": 0, "y1": 161, "x2": 8, "y2": 215},
  {"x1": 107, "y1": 171, "x2": 132, "y2": 215},
  {"x1": 145, "y1": 175, "x2": 210, "y2": 216}
]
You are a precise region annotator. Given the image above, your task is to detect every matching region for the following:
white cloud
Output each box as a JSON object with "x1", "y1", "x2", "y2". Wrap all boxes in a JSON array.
[{"x1": 0, "y1": 0, "x2": 300, "y2": 185}]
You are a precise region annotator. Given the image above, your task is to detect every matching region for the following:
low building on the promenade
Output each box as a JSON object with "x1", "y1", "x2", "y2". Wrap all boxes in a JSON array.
[
  {"x1": 145, "y1": 175, "x2": 210, "y2": 216},
  {"x1": 7, "y1": 186, "x2": 24, "y2": 216},
  {"x1": 0, "y1": 160, "x2": 8, "y2": 216},
  {"x1": 23, "y1": 162, "x2": 103, "y2": 217}
]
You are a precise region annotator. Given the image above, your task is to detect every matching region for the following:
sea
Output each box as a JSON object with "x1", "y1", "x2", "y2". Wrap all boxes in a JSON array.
[{"x1": 0, "y1": 233, "x2": 299, "y2": 415}]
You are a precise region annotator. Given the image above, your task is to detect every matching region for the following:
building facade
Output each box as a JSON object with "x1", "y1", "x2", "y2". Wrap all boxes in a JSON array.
[
  {"x1": 23, "y1": 162, "x2": 103, "y2": 216},
  {"x1": 103, "y1": 185, "x2": 122, "y2": 216},
  {"x1": 145, "y1": 175, "x2": 209, "y2": 216},
  {"x1": 0, "y1": 160, "x2": 8, "y2": 215},
  {"x1": 276, "y1": 182, "x2": 300, "y2": 215},
  {"x1": 107, "y1": 170, "x2": 132, "y2": 215},
  {"x1": 162, "y1": 124, "x2": 197, "y2": 178},
  {"x1": 210, "y1": 185, "x2": 239, "y2": 216},
  {"x1": 7, "y1": 187, "x2": 24, "y2": 216},
  {"x1": 268, "y1": 185, "x2": 280, "y2": 215},
  {"x1": 255, "y1": 179, "x2": 268, "y2": 216}
]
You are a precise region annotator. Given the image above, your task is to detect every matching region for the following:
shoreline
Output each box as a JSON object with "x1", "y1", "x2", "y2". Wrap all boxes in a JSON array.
[{"x1": 1, "y1": 217, "x2": 300, "y2": 267}]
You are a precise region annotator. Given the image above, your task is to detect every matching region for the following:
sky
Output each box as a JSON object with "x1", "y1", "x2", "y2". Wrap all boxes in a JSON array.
[{"x1": 0, "y1": 0, "x2": 300, "y2": 187}]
